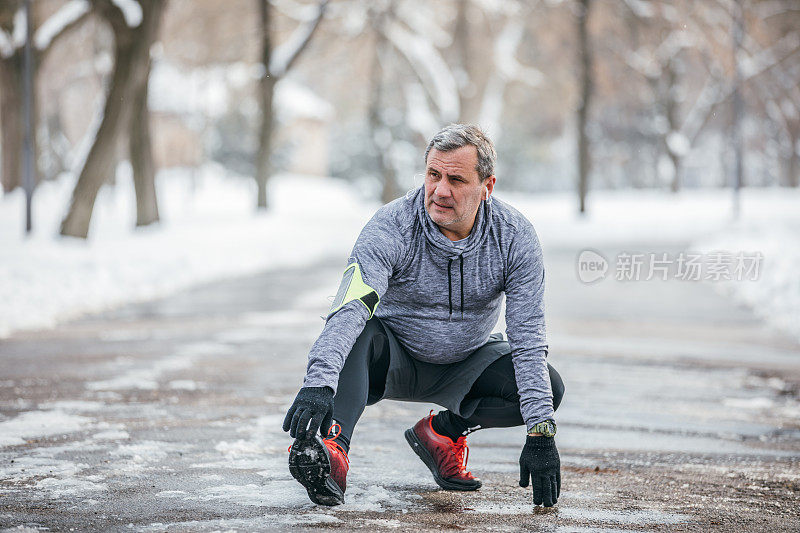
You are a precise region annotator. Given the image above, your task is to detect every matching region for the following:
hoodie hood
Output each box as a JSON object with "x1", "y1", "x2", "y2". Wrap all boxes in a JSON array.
[{"x1": 413, "y1": 185, "x2": 493, "y2": 320}]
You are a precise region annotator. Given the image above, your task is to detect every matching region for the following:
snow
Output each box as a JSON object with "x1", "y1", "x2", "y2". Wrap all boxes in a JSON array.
[
  {"x1": 0, "y1": 28, "x2": 13, "y2": 59},
  {"x1": 269, "y1": 3, "x2": 325, "y2": 78},
  {"x1": 0, "y1": 410, "x2": 94, "y2": 447},
  {"x1": 666, "y1": 131, "x2": 691, "y2": 157},
  {"x1": 11, "y1": 7, "x2": 26, "y2": 50},
  {"x1": 0, "y1": 166, "x2": 375, "y2": 338},
  {"x1": 148, "y1": 62, "x2": 239, "y2": 118},
  {"x1": 384, "y1": 20, "x2": 460, "y2": 123},
  {"x1": 275, "y1": 78, "x2": 334, "y2": 122},
  {"x1": 34, "y1": 0, "x2": 89, "y2": 51},
  {"x1": 110, "y1": 0, "x2": 143, "y2": 28},
  {"x1": 693, "y1": 216, "x2": 800, "y2": 342},
  {"x1": 149, "y1": 62, "x2": 332, "y2": 122},
  {"x1": 505, "y1": 187, "x2": 800, "y2": 341},
  {"x1": 622, "y1": 0, "x2": 655, "y2": 18}
]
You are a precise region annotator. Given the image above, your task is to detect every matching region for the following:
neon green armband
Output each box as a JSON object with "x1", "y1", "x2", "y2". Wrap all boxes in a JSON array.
[{"x1": 328, "y1": 262, "x2": 380, "y2": 319}]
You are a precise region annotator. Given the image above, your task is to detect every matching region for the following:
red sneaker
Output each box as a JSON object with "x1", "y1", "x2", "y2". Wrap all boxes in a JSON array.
[
  {"x1": 289, "y1": 425, "x2": 350, "y2": 506},
  {"x1": 405, "y1": 411, "x2": 482, "y2": 491}
]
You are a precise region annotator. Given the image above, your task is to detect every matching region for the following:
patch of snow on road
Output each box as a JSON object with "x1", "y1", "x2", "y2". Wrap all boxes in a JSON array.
[
  {"x1": 90, "y1": 428, "x2": 130, "y2": 441},
  {"x1": 35, "y1": 476, "x2": 107, "y2": 497},
  {"x1": 197, "y1": 480, "x2": 313, "y2": 508},
  {"x1": 167, "y1": 380, "x2": 200, "y2": 390},
  {"x1": 341, "y1": 484, "x2": 417, "y2": 513},
  {"x1": 0, "y1": 410, "x2": 94, "y2": 447},
  {"x1": 557, "y1": 507, "x2": 688, "y2": 525},
  {"x1": 86, "y1": 341, "x2": 231, "y2": 391}
]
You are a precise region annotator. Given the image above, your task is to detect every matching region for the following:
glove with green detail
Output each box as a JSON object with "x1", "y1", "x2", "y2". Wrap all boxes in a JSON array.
[
  {"x1": 282, "y1": 386, "x2": 334, "y2": 440},
  {"x1": 519, "y1": 435, "x2": 561, "y2": 507}
]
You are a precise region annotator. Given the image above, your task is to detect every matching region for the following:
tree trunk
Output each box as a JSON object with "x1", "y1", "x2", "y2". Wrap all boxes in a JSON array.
[
  {"x1": 576, "y1": 0, "x2": 592, "y2": 214},
  {"x1": 368, "y1": 11, "x2": 399, "y2": 205},
  {"x1": 256, "y1": 0, "x2": 274, "y2": 210},
  {"x1": 452, "y1": 0, "x2": 477, "y2": 123},
  {"x1": 256, "y1": 75, "x2": 275, "y2": 209},
  {"x1": 785, "y1": 125, "x2": 799, "y2": 187},
  {"x1": 130, "y1": 0, "x2": 164, "y2": 227},
  {"x1": 664, "y1": 58, "x2": 684, "y2": 193},
  {"x1": 60, "y1": 0, "x2": 164, "y2": 238},
  {"x1": 0, "y1": 54, "x2": 24, "y2": 193},
  {"x1": 130, "y1": 63, "x2": 159, "y2": 226}
]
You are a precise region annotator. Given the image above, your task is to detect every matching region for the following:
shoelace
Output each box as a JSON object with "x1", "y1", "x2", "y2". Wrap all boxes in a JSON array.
[
  {"x1": 324, "y1": 423, "x2": 350, "y2": 467},
  {"x1": 427, "y1": 410, "x2": 471, "y2": 475},
  {"x1": 451, "y1": 436, "x2": 471, "y2": 475}
]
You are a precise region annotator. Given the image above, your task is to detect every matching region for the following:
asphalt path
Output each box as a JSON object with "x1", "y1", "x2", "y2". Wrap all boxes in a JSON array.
[{"x1": 1, "y1": 243, "x2": 799, "y2": 532}]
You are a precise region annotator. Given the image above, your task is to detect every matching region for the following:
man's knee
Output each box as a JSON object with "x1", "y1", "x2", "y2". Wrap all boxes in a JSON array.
[{"x1": 548, "y1": 363, "x2": 565, "y2": 411}]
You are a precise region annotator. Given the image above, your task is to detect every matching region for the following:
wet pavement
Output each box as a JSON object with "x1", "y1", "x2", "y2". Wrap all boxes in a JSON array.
[{"x1": 1, "y1": 244, "x2": 799, "y2": 532}]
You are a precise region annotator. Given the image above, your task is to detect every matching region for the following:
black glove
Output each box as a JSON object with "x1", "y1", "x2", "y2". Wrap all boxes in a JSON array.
[
  {"x1": 282, "y1": 386, "x2": 335, "y2": 440},
  {"x1": 519, "y1": 435, "x2": 561, "y2": 507}
]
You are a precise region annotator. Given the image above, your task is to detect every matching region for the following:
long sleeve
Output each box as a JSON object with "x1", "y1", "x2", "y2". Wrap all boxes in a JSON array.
[
  {"x1": 504, "y1": 221, "x2": 553, "y2": 430},
  {"x1": 302, "y1": 208, "x2": 405, "y2": 393}
]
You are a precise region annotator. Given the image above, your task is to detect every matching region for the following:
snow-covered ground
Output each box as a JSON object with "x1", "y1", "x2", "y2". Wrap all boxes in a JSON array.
[
  {"x1": 0, "y1": 165, "x2": 376, "y2": 338},
  {"x1": 2, "y1": 167, "x2": 799, "y2": 341}
]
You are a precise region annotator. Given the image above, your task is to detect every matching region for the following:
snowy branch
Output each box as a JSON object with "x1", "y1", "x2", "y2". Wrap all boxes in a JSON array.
[
  {"x1": 684, "y1": 32, "x2": 800, "y2": 144},
  {"x1": 754, "y1": 0, "x2": 800, "y2": 19},
  {"x1": 110, "y1": 0, "x2": 142, "y2": 28},
  {"x1": 0, "y1": 28, "x2": 12, "y2": 59},
  {"x1": 493, "y1": 19, "x2": 543, "y2": 86},
  {"x1": 269, "y1": 0, "x2": 328, "y2": 78},
  {"x1": 11, "y1": 7, "x2": 25, "y2": 50},
  {"x1": 383, "y1": 19, "x2": 460, "y2": 123},
  {"x1": 92, "y1": 0, "x2": 132, "y2": 36},
  {"x1": 35, "y1": 0, "x2": 90, "y2": 53},
  {"x1": 621, "y1": 0, "x2": 655, "y2": 18}
]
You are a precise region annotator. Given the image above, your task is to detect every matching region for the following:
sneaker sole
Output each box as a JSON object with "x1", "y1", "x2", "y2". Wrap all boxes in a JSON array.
[
  {"x1": 404, "y1": 428, "x2": 482, "y2": 491},
  {"x1": 288, "y1": 436, "x2": 345, "y2": 506}
]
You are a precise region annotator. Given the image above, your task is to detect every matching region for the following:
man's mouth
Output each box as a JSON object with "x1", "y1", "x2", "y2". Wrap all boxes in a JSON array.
[{"x1": 432, "y1": 200, "x2": 453, "y2": 209}]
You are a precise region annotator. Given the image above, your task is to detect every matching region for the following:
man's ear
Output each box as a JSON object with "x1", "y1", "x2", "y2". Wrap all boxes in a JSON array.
[{"x1": 484, "y1": 176, "x2": 497, "y2": 199}]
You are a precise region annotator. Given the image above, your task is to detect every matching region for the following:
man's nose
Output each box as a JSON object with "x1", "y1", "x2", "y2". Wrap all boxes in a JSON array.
[{"x1": 434, "y1": 180, "x2": 452, "y2": 198}]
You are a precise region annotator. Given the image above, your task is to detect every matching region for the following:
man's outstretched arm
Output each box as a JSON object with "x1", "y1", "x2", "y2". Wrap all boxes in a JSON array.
[
  {"x1": 504, "y1": 220, "x2": 560, "y2": 506},
  {"x1": 283, "y1": 207, "x2": 405, "y2": 439}
]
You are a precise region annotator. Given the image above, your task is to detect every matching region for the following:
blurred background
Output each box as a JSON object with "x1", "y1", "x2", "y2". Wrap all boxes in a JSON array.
[
  {"x1": 2, "y1": 2, "x2": 800, "y2": 528},
  {"x1": 1, "y1": 0, "x2": 799, "y2": 340}
]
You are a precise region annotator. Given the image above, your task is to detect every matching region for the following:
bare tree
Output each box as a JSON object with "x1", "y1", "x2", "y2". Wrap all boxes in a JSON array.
[
  {"x1": 60, "y1": 0, "x2": 165, "y2": 238},
  {"x1": 255, "y1": 0, "x2": 328, "y2": 210},
  {"x1": 614, "y1": 0, "x2": 800, "y2": 192},
  {"x1": 367, "y1": 5, "x2": 399, "y2": 204},
  {"x1": 576, "y1": 0, "x2": 593, "y2": 214},
  {"x1": 450, "y1": 1, "x2": 544, "y2": 140},
  {"x1": 0, "y1": 0, "x2": 90, "y2": 193}
]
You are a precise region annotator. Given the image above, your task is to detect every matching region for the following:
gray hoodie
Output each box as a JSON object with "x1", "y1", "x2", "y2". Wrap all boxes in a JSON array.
[{"x1": 303, "y1": 185, "x2": 553, "y2": 429}]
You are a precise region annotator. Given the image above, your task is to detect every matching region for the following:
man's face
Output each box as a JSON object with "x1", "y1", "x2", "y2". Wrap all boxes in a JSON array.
[{"x1": 424, "y1": 145, "x2": 488, "y2": 240}]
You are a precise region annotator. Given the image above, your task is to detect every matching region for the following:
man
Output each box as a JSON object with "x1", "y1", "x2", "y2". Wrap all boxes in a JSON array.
[{"x1": 283, "y1": 124, "x2": 564, "y2": 508}]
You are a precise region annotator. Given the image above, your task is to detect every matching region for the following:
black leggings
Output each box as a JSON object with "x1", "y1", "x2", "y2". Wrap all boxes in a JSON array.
[{"x1": 332, "y1": 324, "x2": 565, "y2": 444}]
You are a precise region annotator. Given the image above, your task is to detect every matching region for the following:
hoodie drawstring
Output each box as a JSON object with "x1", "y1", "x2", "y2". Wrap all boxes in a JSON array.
[
  {"x1": 460, "y1": 255, "x2": 464, "y2": 319},
  {"x1": 447, "y1": 255, "x2": 465, "y2": 321},
  {"x1": 447, "y1": 258, "x2": 453, "y2": 320}
]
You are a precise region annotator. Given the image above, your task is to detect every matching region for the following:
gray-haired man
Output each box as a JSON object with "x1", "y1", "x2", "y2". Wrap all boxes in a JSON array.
[{"x1": 283, "y1": 124, "x2": 565, "y2": 508}]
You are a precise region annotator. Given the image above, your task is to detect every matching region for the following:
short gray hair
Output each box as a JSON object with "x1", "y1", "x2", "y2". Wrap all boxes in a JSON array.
[{"x1": 424, "y1": 124, "x2": 497, "y2": 181}]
